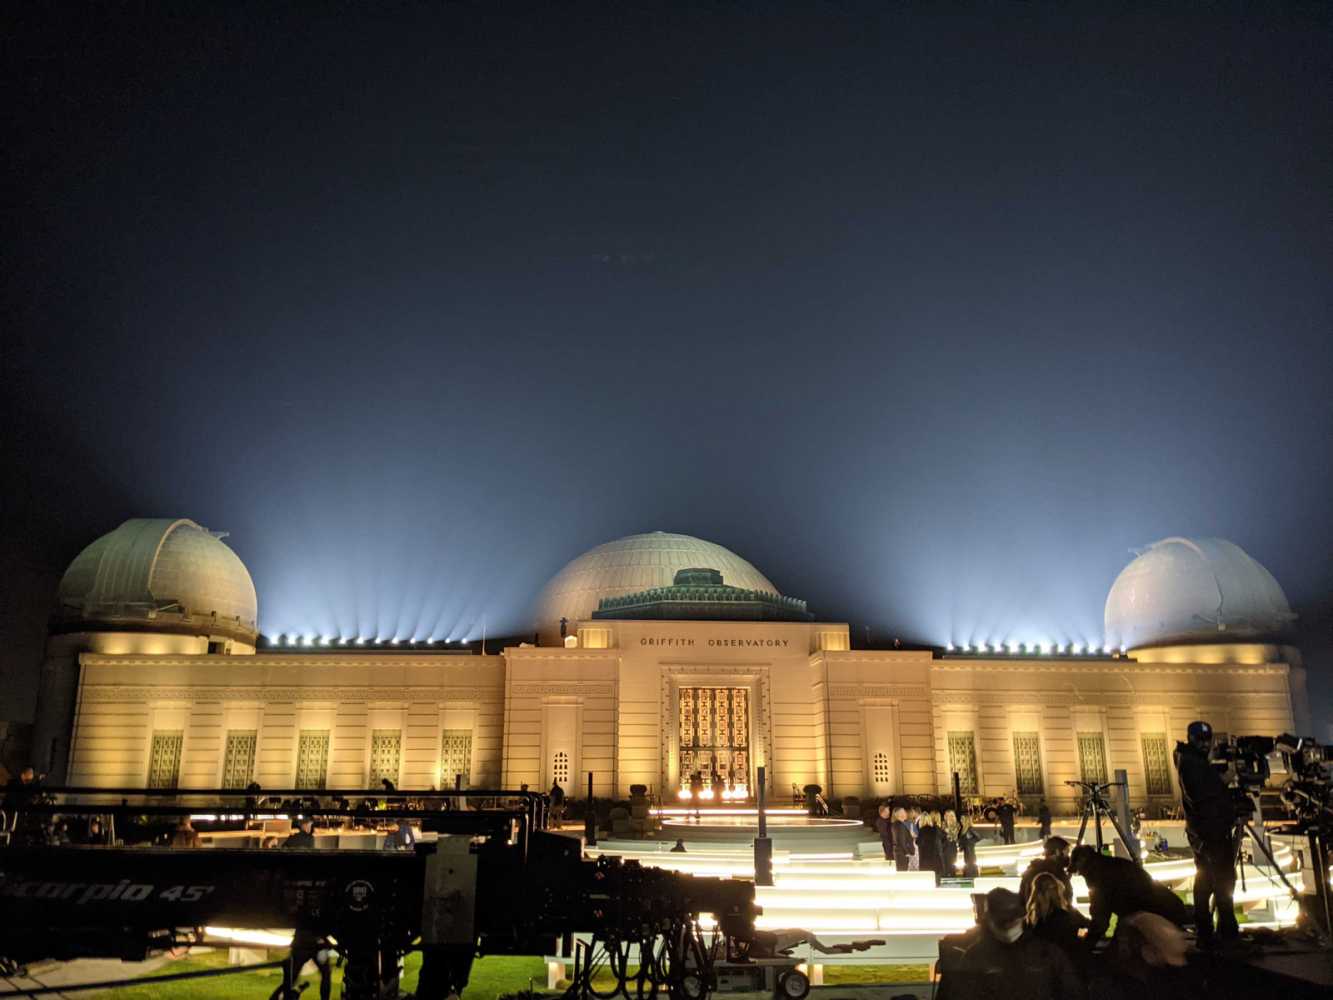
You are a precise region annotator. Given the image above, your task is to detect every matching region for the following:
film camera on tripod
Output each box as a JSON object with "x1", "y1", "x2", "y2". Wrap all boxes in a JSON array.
[{"x1": 1212, "y1": 732, "x2": 1333, "y2": 938}]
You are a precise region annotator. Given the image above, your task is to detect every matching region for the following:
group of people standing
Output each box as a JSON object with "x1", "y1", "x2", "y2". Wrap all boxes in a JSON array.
[{"x1": 876, "y1": 803, "x2": 981, "y2": 882}]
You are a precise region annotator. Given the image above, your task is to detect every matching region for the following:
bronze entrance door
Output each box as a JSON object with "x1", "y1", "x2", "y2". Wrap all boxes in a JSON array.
[{"x1": 678, "y1": 687, "x2": 750, "y2": 793}]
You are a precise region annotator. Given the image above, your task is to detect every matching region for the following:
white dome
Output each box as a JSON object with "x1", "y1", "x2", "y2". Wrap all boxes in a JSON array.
[
  {"x1": 1104, "y1": 537, "x2": 1295, "y2": 650},
  {"x1": 57, "y1": 518, "x2": 258, "y2": 641},
  {"x1": 533, "y1": 531, "x2": 776, "y2": 639}
]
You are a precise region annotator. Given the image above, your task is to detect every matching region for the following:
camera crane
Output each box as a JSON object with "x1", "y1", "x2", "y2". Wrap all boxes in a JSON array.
[{"x1": 0, "y1": 786, "x2": 759, "y2": 1000}]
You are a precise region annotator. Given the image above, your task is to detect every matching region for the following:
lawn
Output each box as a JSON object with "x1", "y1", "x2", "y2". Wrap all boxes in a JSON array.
[
  {"x1": 95, "y1": 949, "x2": 549, "y2": 999},
  {"x1": 93, "y1": 950, "x2": 932, "y2": 997}
]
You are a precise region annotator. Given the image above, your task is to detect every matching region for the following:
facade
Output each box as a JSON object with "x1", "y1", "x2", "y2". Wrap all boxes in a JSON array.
[{"x1": 33, "y1": 525, "x2": 1306, "y2": 813}]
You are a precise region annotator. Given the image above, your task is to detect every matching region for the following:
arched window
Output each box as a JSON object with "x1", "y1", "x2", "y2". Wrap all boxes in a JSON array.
[
  {"x1": 553, "y1": 751, "x2": 570, "y2": 786},
  {"x1": 872, "y1": 752, "x2": 891, "y2": 784}
]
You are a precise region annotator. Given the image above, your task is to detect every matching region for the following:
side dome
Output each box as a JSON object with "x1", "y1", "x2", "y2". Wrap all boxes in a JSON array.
[
  {"x1": 1104, "y1": 537, "x2": 1295, "y2": 651},
  {"x1": 56, "y1": 518, "x2": 258, "y2": 642},
  {"x1": 533, "y1": 531, "x2": 776, "y2": 639}
]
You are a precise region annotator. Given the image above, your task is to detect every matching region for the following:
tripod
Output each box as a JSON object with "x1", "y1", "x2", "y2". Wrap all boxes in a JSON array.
[
  {"x1": 1067, "y1": 780, "x2": 1138, "y2": 861},
  {"x1": 1231, "y1": 799, "x2": 1300, "y2": 903}
]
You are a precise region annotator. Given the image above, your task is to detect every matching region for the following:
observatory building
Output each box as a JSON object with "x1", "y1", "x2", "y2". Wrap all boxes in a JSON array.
[{"x1": 31, "y1": 525, "x2": 1307, "y2": 812}]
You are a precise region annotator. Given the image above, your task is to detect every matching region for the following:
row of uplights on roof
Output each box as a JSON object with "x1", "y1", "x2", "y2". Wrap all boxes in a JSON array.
[
  {"x1": 945, "y1": 641, "x2": 1124, "y2": 656},
  {"x1": 266, "y1": 634, "x2": 470, "y2": 648}
]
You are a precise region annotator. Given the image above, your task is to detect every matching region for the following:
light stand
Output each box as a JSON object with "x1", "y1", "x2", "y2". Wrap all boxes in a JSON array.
[{"x1": 754, "y1": 765, "x2": 773, "y2": 887}]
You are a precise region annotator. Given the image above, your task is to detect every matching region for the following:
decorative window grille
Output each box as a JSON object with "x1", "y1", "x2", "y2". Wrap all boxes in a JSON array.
[
  {"x1": 872, "y1": 751, "x2": 891, "y2": 784},
  {"x1": 947, "y1": 732, "x2": 979, "y2": 795},
  {"x1": 552, "y1": 750, "x2": 570, "y2": 785},
  {"x1": 221, "y1": 730, "x2": 257, "y2": 789},
  {"x1": 147, "y1": 731, "x2": 183, "y2": 789},
  {"x1": 1012, "y1": 732, "x2": 1044, "y2": 795},
  {"x1": 440, "y1": 729, "x2": 473, "y2": 788},
  {"x1": 1141, "y1": 734, "x2": 1173, "y2": 796},
  {"x1": 369, "y1": 730, "x2": 402, "y2": 787},
  {"x1": 678, "y1": 687, "x2": 750, "y2": 787},
  {"x1": 732, "y1": 689, "x2": 748, "y2": 747},
  {"x1": 1077, "y1": 732, "x2": 1109, "y2": 784},
  {"x1": 295, "y1": 730, "x2": 330, "y2": 790}
]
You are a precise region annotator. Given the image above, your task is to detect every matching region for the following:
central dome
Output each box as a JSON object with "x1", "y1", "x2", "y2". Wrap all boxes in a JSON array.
[{"x1": 533, "y1": 532, "x2": 776, "y2": 640}]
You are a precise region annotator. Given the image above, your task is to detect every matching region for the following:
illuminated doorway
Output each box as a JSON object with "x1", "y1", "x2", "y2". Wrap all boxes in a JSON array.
[{"x1": 678, "y1": 687, "x2": 750, "y2": 793}]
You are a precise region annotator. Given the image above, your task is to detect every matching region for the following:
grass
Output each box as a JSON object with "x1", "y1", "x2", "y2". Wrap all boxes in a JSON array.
[
  {"x1": 573, "y1": 961, "x2": 932, "y2": 991},
  {"x1": 94, "y1": 950, "x2": 549, "y2": 999}
]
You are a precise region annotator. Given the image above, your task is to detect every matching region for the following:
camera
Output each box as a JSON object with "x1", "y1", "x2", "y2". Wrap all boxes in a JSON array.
[
  {"x1": 1210, "y1": 735, "x2": 1274, "y2": 805},
  {"x1": 1217, "y1": 733, "x2": 1333, "y2": 828},
  {"x1": 1269, "y1": 734, "x2": 1333, "y2": 828}
]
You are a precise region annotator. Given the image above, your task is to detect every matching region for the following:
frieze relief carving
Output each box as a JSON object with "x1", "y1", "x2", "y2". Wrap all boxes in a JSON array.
[
  {"x1": 830, "y1": 685, "x2": 929, "y2": 699},
  {"x1": 511, "y1": 684, "x2": 614, "y2": 697}
]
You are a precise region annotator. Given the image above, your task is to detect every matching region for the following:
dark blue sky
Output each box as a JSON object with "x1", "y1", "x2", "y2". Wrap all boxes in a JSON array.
[{"x1": 3, "y1": 3, "x2": 1330, "y2": 725}]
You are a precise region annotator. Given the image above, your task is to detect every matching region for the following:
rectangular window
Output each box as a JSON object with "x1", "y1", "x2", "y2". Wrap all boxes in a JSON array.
[
  {"x1": 147, "y1": 731, "x2": 184, "y2": 789},
  {"x1": 1077, "y1": 732, "x2": 1109, "y2": 784},
  {"x1": 295, "y1": 730, "x2": 330, "y2": 790},
  {"x1": 369, "y1": 729, "x2": 402, "y2": 787},
  {"x1": 440, "y1": 729, "x2": 473, "y2": 788},
  {"x1": 221, "y1": 730, "x2": 257, "y2": 789},
  {"x1": 947, "y1": 732, "x2": 979, "y2": 795},
  {"x1": 1012, "y1": 732, "x2": 1044, "y2": 796},
  {"x1": 1141, "y1": 733, "x2": 1173, "y2": 796}
]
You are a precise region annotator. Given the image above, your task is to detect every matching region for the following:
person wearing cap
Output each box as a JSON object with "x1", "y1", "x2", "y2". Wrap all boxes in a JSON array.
[
  {"x1": 936, "y1": 887, "x2": 1082, "y2": 1000},
  {"x1": 1020, "y1": 836, "x2": 1074, "y2": 906},
  {"x1": 1172, "y1": 720, "x2": 1240, "y2": 948}
]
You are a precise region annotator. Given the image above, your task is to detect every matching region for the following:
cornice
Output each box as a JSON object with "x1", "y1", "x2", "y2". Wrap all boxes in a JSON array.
[
  {"x1": 78, "y1": 685, "x2": 498, "y2": 703},
  {"x1": 930, "y1": 661, "x2": 1287, "y2": 677}
]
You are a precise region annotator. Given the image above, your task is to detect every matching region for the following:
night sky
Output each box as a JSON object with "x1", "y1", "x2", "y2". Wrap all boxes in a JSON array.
[{"x1": 3, "y1": 4, "x2": 1330, "y2": 728}]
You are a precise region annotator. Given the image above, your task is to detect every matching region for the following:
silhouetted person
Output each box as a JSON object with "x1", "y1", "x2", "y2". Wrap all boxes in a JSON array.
[
  {"x1": 170, "y1": 817, "x2": 202, "y2": 848},
  {"x1": 1038, "y1": 800, "x2": 1053, "y2": 839},
  {"x1": 3, "y1": 766, "x2": 39, "y2": 804},
  {"x1": 1020, "y1": 836, "x2": 1073, "y2": 905},
  {"x1": 283, "y1": 816, "x2": 316, "y2": 848},
  {"x1": 996, "y1": 797, "x2": 1017, "y2": 844},
  {"x1": 81, "y1": 816, "x2": 108, "y2": 845},
  {"x1": 548, "y1": 780, "x2": 565, "y2": 825},
  {"x1": 875, "y1": 803, "x2": 893, "y2": 860},
  {"x1": 936, "y1": 887, "x2": 1082, "y2": 1000},
  {"x1": 1069, "y1": 845, "x2": 1187, "y2": 948},
  {"x1": 3, "y1": 767, "x2": 43, "y2": 844},
  {"x1": 958, "y1": 815, "x2": 981, "y2": 877},
  {"x1": 383, "y1": 819, "x2": 416, "y2": 850},
  {"x1": 270, "y1": 933, "x2": 334, "y2": 1000},
  {"x1": 670, "y1": 838, "x2": 687, "y2": 853},
  {"x1": 890, "y1": 806, "x2": 916, "y2": 871},
  {"x1": 916, "y1": 811, "x2": 946, "y2": 884},
  {"x1": 1173, "y1": 720, "x2": 1239, "y2": 949}
]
